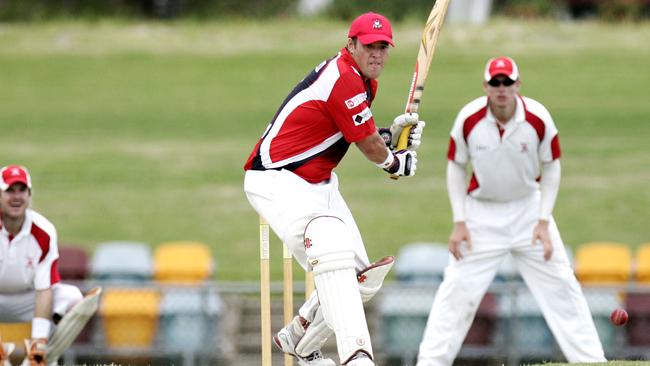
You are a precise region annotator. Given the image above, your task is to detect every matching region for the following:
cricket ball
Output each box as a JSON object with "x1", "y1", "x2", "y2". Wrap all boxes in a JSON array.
[{"x1": 610, "y1": 308, "x2": 628, "y2": 326}]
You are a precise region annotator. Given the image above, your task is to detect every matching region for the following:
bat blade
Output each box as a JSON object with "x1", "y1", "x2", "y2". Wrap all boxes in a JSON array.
[{"x1": 391, "y1": 0, "x2": 451, "y2": 179}]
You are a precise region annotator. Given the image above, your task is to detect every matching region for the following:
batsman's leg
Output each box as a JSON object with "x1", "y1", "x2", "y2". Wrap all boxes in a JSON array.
[{"x1": 305, "y1": 216, "x2": 373, "y2": 365}]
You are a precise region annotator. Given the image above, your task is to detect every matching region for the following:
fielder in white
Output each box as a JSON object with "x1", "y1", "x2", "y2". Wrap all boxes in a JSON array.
[
  {"x1": 0, "y1": 165, "x2": 100, "y2": 366},
  {"x1": 416, "y1": 57, "x2": 606, "y2": 365}
]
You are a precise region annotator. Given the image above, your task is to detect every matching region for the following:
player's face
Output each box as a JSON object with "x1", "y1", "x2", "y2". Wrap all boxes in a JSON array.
[
  {"x1": 0, "y1": 183, "x2": 30, "y2": 220},
  {"x1": 348, "y1": 39, "x2": 390, "y2": 80},
  {"x1": 484, "y1": 75, "x2": 520, "y2": 109}
]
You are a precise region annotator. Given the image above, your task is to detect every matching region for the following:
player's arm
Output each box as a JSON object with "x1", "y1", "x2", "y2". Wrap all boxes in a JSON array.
[
  {"x1": 447, "y1": 160, "x2": 471, "y2": 260},
  {"x1": 356, "y1": 132, "x2": 417, "y2": 177},
  {"x1": 532, "y1": 159, "x2": 561, "y2": 261}
]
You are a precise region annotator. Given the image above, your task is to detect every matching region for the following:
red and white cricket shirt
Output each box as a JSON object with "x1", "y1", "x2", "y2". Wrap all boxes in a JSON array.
[
  {"x1": 447, "y1": 95, "x2": 562, "y2": 202},
  {"x1": 244, "y1": 47, "x2": 379, "y2": 183},
  {"x1": 0, "y1": 209, "x2": 60, "y2": 293}
]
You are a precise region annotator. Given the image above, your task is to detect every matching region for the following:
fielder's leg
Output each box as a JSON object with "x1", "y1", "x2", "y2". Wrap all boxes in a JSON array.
[
  {"x1": 304, "y1": 216, "x2": 373, "y2": 365},
  {"x1": 416, "y1": 249, "x2": 503, "y2": 366},
  {"x1": 514, "y1": 218, "x2": 605, "y2": 362}
]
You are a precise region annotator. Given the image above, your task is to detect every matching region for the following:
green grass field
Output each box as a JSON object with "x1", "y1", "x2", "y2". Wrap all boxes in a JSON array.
[
  {"x1": 529, "y1": 362, "x2": 650, "y2": 366},
  {"x1": 0, "y1": 19, "x2": 648, "y2": 281}
]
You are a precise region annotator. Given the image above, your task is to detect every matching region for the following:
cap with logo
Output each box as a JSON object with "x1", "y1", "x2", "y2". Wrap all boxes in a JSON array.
[
  {"x1": 484, "y1": 56, "x2": 519, "y2": 82},
  {"x1": 0, "y1": 165, "x2": 32, "y2": 191},
  {"x1": 348, "y1": 12, "x2": 395, "y2": 47}
]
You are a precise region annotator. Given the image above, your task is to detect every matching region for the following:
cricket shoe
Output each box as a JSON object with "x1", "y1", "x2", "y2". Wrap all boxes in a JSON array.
[
  {"x1": 273, "y1": 317, "x2": 335, "y2": 366},
  {"x1": 346, "y1": 351, "x2": 374, "y2": 366}
]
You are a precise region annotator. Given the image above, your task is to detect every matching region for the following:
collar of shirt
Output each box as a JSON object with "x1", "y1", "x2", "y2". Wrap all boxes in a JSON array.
[{"x1": 486, "y1": 95, "x2": 526, "y2": 130}]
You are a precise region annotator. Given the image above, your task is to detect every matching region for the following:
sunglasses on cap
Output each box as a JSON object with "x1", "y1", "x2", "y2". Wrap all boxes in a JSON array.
[{"x1": 487, "y1": 77, "x2": 516, "y2": 87}]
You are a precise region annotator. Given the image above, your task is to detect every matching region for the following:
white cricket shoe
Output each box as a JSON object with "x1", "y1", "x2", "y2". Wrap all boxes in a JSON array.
[
  {"x1": 274, "y1": 317, "x2": 335, "y2": 366},
  {"x1": 346, "y1": 351, "x2": 374, "y2": 366}
]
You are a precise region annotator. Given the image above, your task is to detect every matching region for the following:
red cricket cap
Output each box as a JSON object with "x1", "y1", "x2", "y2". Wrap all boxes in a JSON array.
[
  {"x1": 348, "y1": 12, "x2": 395, "y2": 47},
  {"x1": 0, "y1": 165, "x2": 32, "y2": 191},
  {"x1": 484, "y1": 56, "x2": 519, "y2": 81}
]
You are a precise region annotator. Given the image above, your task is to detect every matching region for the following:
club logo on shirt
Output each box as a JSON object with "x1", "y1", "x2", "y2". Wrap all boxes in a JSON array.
[
  {"x1": 520, "y1": 142, "x2": 529, "y2": 153},
  {"x1": 304, "y1": 237, "x2": 312, "y2": 249},
  {"x1": 26, "y1": 257, "x2": 34, "y2": 269},
  {"x1": 345, "y1": 92, "x2": 367, "y2": 109},
  {"x1": 352, "y1": 107, "x2": 372, "y2": 126}
]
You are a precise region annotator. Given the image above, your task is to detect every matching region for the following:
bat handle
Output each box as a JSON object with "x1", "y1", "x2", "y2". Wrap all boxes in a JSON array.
[{"x1": 389, "y1": 123, "x2": 415, "y2": 180}]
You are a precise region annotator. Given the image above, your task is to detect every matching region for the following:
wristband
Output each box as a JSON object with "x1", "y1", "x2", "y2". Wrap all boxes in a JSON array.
[
  {"x1": 374, "y1": 151, "x2": 394, "y2": 169},
  {"x1": 32, "y1": 317, "x2": 52, "y2": 339}
]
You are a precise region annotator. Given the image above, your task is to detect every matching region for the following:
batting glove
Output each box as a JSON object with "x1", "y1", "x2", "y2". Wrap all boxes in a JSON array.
[
  {"x1": 385, "y1": 150, "x2": 418, "y2": 177},
  {"x1": 387, "y1": 113, "x2": 426, "y2": 150}
]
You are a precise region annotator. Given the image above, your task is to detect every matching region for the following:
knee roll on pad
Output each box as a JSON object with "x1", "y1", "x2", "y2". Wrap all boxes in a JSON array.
[{"x1": 304, "y1": 216, "x2": 356, "y2": 274}]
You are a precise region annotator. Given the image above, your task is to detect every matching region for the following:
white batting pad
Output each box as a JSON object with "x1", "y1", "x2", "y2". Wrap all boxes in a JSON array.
[
  {"x1": 46, "y1": 287, "x2": 102, "y2": 361},
  {"x1": 315, "y1": 263, "x2": 372, "y2": 363}
]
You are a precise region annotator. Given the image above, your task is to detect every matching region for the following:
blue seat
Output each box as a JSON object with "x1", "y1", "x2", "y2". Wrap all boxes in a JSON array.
[
  {"x1": 583, "y1": 287, "x2": 621, "y2": 352},
  {"x1": 159, "y1": 287, "x2": 222, "y2": 352},
  {"x1": 378, "y1": 286, "x2": 435, "y2": 358},
  {"x1": 91, "y1": 241, "x2": 153, "y2": 282},
  {"x1": 496, "y1": 289, "x2": 556, "y2": 357},
  {"x1": 394, "y1": 242, "x2": 449, "y2": 283}
]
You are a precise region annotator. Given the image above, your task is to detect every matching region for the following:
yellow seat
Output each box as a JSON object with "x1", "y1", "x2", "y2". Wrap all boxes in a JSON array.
[
  {"x1": 100, "y1": 288, "x2": 160, "y2": 348},
  {"x1": 575, "y1": 242, "x2": 632, "y2": 283},
  {"x1": 154, "y1": 241, "x2": 214, "y2": 284},
  {"x1": 0, "y1": 323, "x2": 30, "y2": 343},
  {"x1": 636, "y1": 243, "x2": 650, "y2": 283}
]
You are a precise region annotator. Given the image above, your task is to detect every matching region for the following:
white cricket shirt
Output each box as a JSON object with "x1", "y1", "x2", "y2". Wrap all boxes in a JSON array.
[
  {"x1": 447, "y1": 95, "x2": 561, "y2": 202},
  {"x1": 0, "y1": 209, "x2": 60, "y2": 293}
]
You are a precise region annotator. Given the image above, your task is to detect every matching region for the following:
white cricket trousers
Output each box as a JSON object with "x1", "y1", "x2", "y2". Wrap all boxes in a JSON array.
[
  {"x1": 244, "y1": 169, "x2": 371, "y2": 272},
  {"x1": 0, "y1": 283, "x2": 82, "y2": 322},
  {"x1": 416, "y1": 192, "x2": 605, "y2": 366}
]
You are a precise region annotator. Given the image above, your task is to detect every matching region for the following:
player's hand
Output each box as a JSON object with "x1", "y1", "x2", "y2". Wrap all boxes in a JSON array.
[
  {"x1": 387, "y1": 113, "x2": 426, "y2": 150},
  {"x1": 384, "y1": 150, "x2": 417, "y2": 177},
  {"x1": 449, "y1": 222, "x2": 472, "y2": 260},
  {"x1": 532, "y1": 220, "x2": 553, "y2": 261},
  {"x1": 25, "y1": 338, "x2": 47, "y2": 366}
]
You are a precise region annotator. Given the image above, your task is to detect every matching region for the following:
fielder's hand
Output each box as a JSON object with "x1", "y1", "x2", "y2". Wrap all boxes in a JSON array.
[
  {"x1": 384, "y1": 150, "x2": 417, "y2": 177},
  {"x1": 449, "y1": 221, "x2": 472, "y2": 260},
  {"x1": 25, "y1": 338, "x2": 47, "y2": 366},
  {"x1": 532, "y1": 220, "x2": 553, "y2": 261},
  {"x1": 379, "y1": 113, "x2": 426, "y2": 151}
]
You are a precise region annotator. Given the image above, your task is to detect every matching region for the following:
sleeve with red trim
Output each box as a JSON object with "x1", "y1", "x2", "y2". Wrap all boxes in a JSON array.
[
  {"x1": 526, "y1": 98, "x2": 561, "y2": 162},
  {"x1": 33, "y1": 219, "x2": 60, "y2": 290},
  {"x1": 447, "y1": 102, "x2": 477, "y2": 164},
  {"x1": 326, "y1": 71, "x2": 377, "y2": 143}
]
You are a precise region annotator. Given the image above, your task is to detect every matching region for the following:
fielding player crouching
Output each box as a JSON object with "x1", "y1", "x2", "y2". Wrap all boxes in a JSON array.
[{"x1": 0, "y1": 165, "x2": 100, "y2": 366}]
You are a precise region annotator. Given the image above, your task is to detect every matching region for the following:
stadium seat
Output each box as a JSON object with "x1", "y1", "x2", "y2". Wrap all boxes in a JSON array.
[
  {"x1": 58, "y1": 245, "x2": 90, "y2": 281},
  {"x1": 394, "y1": 242, "x2": 449, "y2": 283},
  {"x1": 159, "y1": 287, "x2": 222, "y2": 352},
  {"x1": 154, "y1": 241, "x2": 214, "y2": 284},
  {"x1": 625, "y1": 293, "x2": 650, "y2": 346},
  {"x1": 635, "y1": 243, "x2": 650, "y2": 283},
  {"x1": 378, "y1": 286, "x2": 435, "y2": 358},
  {"x1": 496, "y1": 289, "x2": 556, "y2": 357},
  {"x1": 100, "y1": 288, "x2": 161, "y2": 348},
  {"x1": 91, "y1": 241, "x2": 153, "y2": 282},
  {"x1": 0, "y1": 322, "x2": 31, "y2": 344},
  {"x1": 583, "y1": 287, "x2": 622, "y2": 352},
  {"x1": 575, "y1": 242, "x2": 632, "y2": 283}
]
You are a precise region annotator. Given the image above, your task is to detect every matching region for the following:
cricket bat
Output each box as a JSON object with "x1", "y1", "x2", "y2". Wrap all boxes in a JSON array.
[{"x1": 391, "y1": 0, "x2": 452, "y2": 179}]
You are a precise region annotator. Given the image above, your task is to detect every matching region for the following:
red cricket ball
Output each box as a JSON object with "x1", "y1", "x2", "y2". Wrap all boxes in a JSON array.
[{"x1": 610, "y1": 308, "x2": 629, "y2": 326}]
